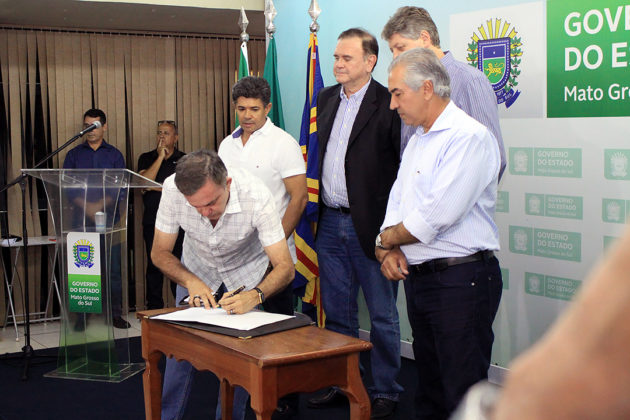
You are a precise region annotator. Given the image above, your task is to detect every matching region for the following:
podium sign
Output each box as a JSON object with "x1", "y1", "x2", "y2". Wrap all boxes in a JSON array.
[
  {"x1": 23, "y1": 168, "x2": 159, "y2": 382},
  {"x1": 67, "y1": 232, "x2": 102, "y2": 313}
]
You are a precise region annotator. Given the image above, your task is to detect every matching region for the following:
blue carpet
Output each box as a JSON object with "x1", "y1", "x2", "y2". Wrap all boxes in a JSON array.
[{"x1": 0, "y1": 336, "x2": 417, "y2": 420}]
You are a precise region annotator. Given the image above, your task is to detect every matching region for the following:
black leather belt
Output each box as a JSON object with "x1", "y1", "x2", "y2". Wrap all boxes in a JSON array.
[
  {"x1": 324, "y1": 205, "x2": 351, "y2": 214},
  {"x1": 409, "y1": 250, "x2": 494, "y2": 275}
]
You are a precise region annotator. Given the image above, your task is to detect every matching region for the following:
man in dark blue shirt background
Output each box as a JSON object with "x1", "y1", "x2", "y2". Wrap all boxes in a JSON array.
[{"x1": 63, "y1": 108, "x2": 130, "y2": 329}]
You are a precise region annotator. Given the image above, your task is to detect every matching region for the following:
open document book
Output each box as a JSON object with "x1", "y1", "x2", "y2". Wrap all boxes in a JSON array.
[
  {"x1": 152, "y1": 307, "x2": 294, "y2": 331},
  {"x1": 151, "y1": 308, "x2": 313, "y2": 338}
]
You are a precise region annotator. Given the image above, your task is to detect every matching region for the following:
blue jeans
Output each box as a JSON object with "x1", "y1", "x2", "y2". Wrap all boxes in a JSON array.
[
  {"x1": 161, "y1": 284, "x2": 248, "y2": 420},
  {"x1": 316, "y1": 207, "x2": 403, "y2": 400}
]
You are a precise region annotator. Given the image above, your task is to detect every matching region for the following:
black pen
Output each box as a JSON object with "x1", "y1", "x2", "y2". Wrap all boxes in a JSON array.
[{"x1": 224, "y1": 285, "x2": 246, "y2": 299}]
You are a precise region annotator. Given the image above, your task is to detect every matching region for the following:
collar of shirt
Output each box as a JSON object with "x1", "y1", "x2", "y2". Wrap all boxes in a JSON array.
[
  {"x1": 223, "y1": 174, "x2": 242, "y2": 215},
  {"x1": 79, "y1": 139, "x2": 112, "y2": 151},
  {"x1": 339, "y1": 76, "x2": 371, "y2": 102},
  {"x1": 440, "y1": 50, "x2": 454, "y2": 66},
  {"x1": 231, "y1": 117, "x2": 273, "y2": 143},
  {"x1": 408, "y1": 100, "x2": 455, "y2": 146},
  {"x1": 424, "y1": 100, "x2": 456, "y2": 134}
]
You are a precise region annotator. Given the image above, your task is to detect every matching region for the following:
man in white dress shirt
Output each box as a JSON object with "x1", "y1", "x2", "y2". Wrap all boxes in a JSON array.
[{"x1": 376, "y1": 48, "x2": 503, "y2": 420}]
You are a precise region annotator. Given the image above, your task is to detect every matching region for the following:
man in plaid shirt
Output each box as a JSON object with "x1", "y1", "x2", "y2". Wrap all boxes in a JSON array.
[{"x1": 151, "y1": 149, "x2": 294, "y2": 420}]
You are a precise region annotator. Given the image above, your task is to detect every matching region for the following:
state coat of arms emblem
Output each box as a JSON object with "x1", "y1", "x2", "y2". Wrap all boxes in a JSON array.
[
  {"x1": 467, "y1": 19, "x2": 523, "y2": 108},
  {"x1": 73, "y1": 239, "x2": 95, "y2": 268}
]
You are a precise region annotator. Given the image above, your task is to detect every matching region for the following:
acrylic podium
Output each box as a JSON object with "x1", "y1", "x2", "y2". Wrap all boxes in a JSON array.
[{"x1": 23, "y1": 168, "x2": 159, "y2": 382}]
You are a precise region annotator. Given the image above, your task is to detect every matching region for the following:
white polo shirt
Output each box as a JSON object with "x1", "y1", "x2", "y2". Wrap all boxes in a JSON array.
[{"x1": 219, "y1": 118, "x2": 305, "y2": 262}]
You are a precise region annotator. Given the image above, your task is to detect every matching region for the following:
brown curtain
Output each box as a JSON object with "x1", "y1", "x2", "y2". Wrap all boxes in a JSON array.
[{"x1": 0, "y1": 26, "x2": 266, "y2": 321}]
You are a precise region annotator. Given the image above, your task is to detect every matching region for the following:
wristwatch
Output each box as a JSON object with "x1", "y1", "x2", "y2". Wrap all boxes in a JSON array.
[
  {"x1": 375, "y1": 232, "x2": 390, "y2": 250},
  {"x1": 253, "y1": 287, "x2": 265, "y2": 304}
]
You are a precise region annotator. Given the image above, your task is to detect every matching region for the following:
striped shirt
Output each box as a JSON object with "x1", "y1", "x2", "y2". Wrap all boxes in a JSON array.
[
  {"x1": 155, "y1": 167, "x2": 285, "y2": 291},
  {"x1": 321, "y1": 78, "x2": 370, "y2": 208},
  {"x1": 382, "y1": 101, "x2": 500, "y2": 264},
  {"x1": 401, "y1": 51, "x2": 506, "y2": 179}
]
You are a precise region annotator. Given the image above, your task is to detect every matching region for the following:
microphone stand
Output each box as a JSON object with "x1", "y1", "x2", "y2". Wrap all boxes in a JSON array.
[{"x1": 0, "y1": 128, "x2": 92, "y2": 380}]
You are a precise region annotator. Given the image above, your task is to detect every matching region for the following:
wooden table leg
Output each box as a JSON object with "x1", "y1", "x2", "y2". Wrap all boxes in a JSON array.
[
  {"x1": 249, "y1": 368, "x2": 278, "y2": 420},
  {"x1": 340, "y1": 353, "x2": 371, "y2": 420},
  {"x1": 143, "y1": 350, "x2": 162, "y2": 420},
  {"x1": 220, "y1": 378, "x2": 234, "y2": 420}
]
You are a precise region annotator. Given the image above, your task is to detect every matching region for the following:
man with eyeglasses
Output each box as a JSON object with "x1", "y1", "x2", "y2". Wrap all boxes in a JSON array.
[{"x1": 137, "y1": 120, "x2": 185, "y2": 309}]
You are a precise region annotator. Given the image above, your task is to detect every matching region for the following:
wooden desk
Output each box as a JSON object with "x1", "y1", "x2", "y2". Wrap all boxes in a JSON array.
[{"x1": 138, "y1": 309, "x2": 373, "y2": 420}]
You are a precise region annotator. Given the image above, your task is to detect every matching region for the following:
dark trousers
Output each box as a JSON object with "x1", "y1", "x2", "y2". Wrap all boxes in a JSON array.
[
  {"x1": 262, "y1": 281, "x2": 298, "y2": 410},
  {"x1": 143, "y1": 225, "x2": 184, "y2": 309},
  {"x1": 262, "y1": 280, "x2": 294, "y2": 316},
  {"x1": 404, "y1": 256, "x2": 502, "y2": 420}
]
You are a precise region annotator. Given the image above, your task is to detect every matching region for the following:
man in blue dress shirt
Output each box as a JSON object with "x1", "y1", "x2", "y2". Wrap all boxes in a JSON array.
[
  {"x1": 63, "y1": 108, "x2": 130, "y2": 329},
  {"x1": 307, "y1": 28, "x2": 402, "y2": 419},
  {"x1": 382, "y1": 6, "x2": 506, "y2": 179},
  {"x1": 377, "y1": 48, "x2": 502, "y2": 420}
]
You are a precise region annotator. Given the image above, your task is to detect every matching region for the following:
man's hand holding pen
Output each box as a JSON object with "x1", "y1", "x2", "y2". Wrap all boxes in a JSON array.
[
  {"x1": 183, "y1": 284, "x2": 258, "y2": 315},
  {"x1": 219, "y1": 285, "x2": 259, "y2": 315}
]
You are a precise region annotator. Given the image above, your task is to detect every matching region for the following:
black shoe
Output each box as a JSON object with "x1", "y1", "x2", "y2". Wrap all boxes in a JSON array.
[
  {"x1": 271, "y1": 403, "x2": 297, "y2": 420},
  {"x1": 74, "y1": 314, "x2": 87, "y2": 332},
  {"x1": 307, "y1": 388, "x2": 346, "y2": 409},
  {"x1": 113, "y1": 316, "x2": 131, "y2": 329},
  {"x1": 74, "y1": 319, "x2": 85, "y2": 332},
  {"x1": 370, "y1": 398, "x2": 397, "y2": 419}
]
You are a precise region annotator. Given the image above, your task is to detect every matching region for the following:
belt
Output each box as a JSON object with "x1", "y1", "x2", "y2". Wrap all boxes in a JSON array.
[
  {"x1": 409, "y1": 250, "x2": 494, "y2": 275},
  {"x1": 324, "y1": 205, "x2": 351, "y2": 214}
]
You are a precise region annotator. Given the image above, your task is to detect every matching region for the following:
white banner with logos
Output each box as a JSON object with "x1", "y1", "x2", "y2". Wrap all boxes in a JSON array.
[{"x1": 450, "y1": 1, "x2": 630, "y2": 367}]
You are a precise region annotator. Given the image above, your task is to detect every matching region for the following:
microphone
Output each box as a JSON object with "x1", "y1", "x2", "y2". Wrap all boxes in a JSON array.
[{"x1": 79, "y1": 120, "x2": 102, "y2": 136}]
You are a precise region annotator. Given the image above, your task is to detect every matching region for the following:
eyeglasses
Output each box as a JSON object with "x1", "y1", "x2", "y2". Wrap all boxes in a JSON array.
[{"x1": 158, "y1": 120, "x2": 177, "y2": 129}]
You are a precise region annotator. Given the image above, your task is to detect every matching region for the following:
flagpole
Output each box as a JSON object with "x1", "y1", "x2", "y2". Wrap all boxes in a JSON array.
[
  {"x1": 238, "y1": 6, "x2": 250, "y2": 78},
  {"x1": 294, "y1": 0, "x2": 326, "y2": 326},
  {"x1": 235, "y1": 7, "x2": 250, "y2": 129},
  {"x1": 263, "y1": 0, "x2": 284, "y2": 129},
  {"x1": 264, "y1": 0, "x2": 275, "y2": 49}
]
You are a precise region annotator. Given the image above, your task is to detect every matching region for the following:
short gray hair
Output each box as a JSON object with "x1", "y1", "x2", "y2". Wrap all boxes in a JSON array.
[
  {"x1": 175, "y1": 149, "x2": 227, "y2": 195},
  {"x1": 381, "y1": 6, "x2": 441, "y2": 48},
  {"x1": 388, "y1": 48, "x2": 451, "y2": 98}
]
